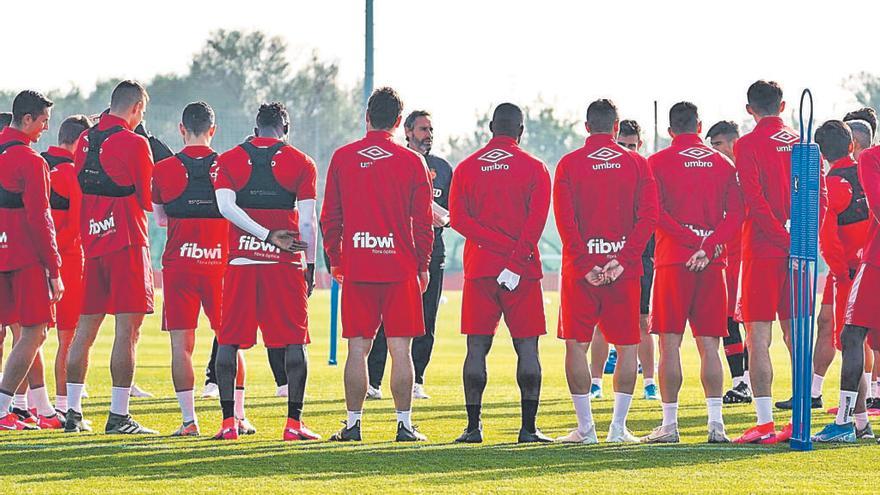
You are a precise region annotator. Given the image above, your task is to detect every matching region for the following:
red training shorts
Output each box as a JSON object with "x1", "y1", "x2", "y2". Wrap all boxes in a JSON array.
[
  {"x1": 845, "y1": 264, "x2": 880, "y2": 350},
  {"x1": 55, "y1": 252, "x2": 83, "y2": 331},
  {"x1": 342, "y1": 277, "x2": 425, "y2": 339},
  {"x1": 462, "y1": 277, "x2": 546, "y2": 339},
  {"x1": 0, "y1": 264, "x2": 54, "y2": 327},
  {"x1": 162, "y1": 270, "x2": 223, "y2": 331},
  {"x1": 558, "y1": 275, "x2": 639, "y2": 346},
  {"x1": 650, "y1": 265, "x2": 727, "y2": 337},
  {"x1": 82, "y1": 246, "x2": 154, "y2": 315},
  {"x1": 737, "y1": 257, "x2": 791, "y2": 322},
  {"x1": 726, "y1": 254, "x2": 741, "y2": 318},
  {"x1": 218, "y1": 263, "x2": 309, "y2": 348}
]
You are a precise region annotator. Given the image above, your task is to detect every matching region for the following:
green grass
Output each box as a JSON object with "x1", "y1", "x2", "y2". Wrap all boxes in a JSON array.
[{"x1": 0, "y1": 289, "x2": 878, "y2": 494}]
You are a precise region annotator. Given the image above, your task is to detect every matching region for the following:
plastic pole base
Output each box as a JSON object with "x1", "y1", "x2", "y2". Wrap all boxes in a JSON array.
[{"x1": 789, "y1": 438, "x2": 813, "y2": 451}]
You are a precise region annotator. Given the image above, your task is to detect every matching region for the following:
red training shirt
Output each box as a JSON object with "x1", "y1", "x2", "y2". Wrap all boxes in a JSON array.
[
  {"x1": 856, "y1": 147, "x2": 880, "y2": 268},
  {"x1": 820, "y1": 156, "x2": 869, "y2": 279},
  {"x1": 44, "y1": 146, "x2": 83, "y2": 257},
  {"x1": 553, "y1": 134, "x2": 658, "y2": 280},
  {"x1": 648, "y1": 133, "x2": 744, "y2": 267},
  {"x1": 321, "y1": 130, "x2": 434, "y2": 282},
  {"x1": 0, "y1": 127, "x2": 61, "y2": 277}
]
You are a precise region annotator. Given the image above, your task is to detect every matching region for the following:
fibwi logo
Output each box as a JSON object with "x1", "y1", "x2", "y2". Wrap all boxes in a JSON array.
[
  {"x1": 179, "y1": 243, "x2": 223, "y2": 260},
  {"x1": 0, "y1": 231, "x2": 6, "y2": 244},
  {"x1": 770, "y1": 130, "x2": 798, "y2": 152},
  {"x1": 587, "y1": 147, "x2": 622, "y2": 170},
  {"x1": 88, "y1": 213, "x2": 115, "y2": 236},
  {"x1": 238, "y1": 235, "x2": 280, "y2": 254},
  {"x1": 353, "y1": 232, "x2": 395, "y2": 249},
  {"x1": 587, "y1": 237, "x2": 626, "y2": 254}
]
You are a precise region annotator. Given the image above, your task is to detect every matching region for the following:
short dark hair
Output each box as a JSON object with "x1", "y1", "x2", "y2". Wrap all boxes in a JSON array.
[
  {"x1": 0, "y1": 112, "x2": 11, "y2": 130},
  {"x1": 255, "y1": 101, "x2": 289, "y2": 131},
  {"x1": 846, "y1": 119, "x2": 873, "y2": 149},
  {"x1": 367, "y1": 87, "x2": 403, "y2": 130},
  {"x1": 706, "y1": 120, "x2": 740, "y2": 140},
  {"x1": 490, "y1": 103, "x2": 524, "y2": 137},
  {"x1": 669, "y1": 102, "x2": 699, "y2": 134},
  {"x1": 619, "y1": 120, "x2": 641, "y2": 138},
  {"x1": 182, "y1": 101, "x2": 215, "y2": 135},
  {"x1": 404, "y1": 110, "x2": 430, "y2": 130},
  {"x1": 586, "y1": 99, "x2": 618, "y2": 133},
  {"x1": 110, "y1": 80, "x2": 148, "y2": 113},
  {"x1": 814, "y1": 120, "x2": 852, "y2": 162},
  {"x1": 843, "y1": 107, "x2": 877, "y2": 135},
  {"x1": 747, "y1": 80, "x2": 783, "y2": 117},
  {"x1": 58, "y1": 115, "x2": 92, "y2": 146},
  {"x1": 12, "y1": 90, "x2": 54, "y2": 126}
]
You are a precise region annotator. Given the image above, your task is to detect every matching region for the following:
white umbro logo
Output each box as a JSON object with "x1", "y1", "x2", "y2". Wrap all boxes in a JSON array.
[
  {"x1": 679, "y1": 147, "x2": 715, "y2": 160},
  {"x1": 477, "y1": 149, "x2": 513, "y2": 163},
  {"x1": 357, "y1": 146, "x2": 393, "y2": 161},
  {"x1": 770, "y1": 130, "x2": 799, "y2": 145},
  {"x1": 587, "y1": 147, "x2": 622, "y2": 161}
]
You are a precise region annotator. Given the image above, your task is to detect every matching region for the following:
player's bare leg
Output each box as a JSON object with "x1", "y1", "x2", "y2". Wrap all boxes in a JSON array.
[
  {"x1": 330, "y1": 337, "x2": 372, "y2": 442},
  {"x1": 54, "y1": 330, "x2": 74, "y2": 413},
  {"x1": 0, "y1": 324, "x2": 48, "y2": 431},
  {"x1": 64, "y1": 313, "x2": 104, "y2": 431},
  {"x1": 456, "y1": 335, "x2": 493, "y2": 443},
  {"x1": 388, "y1": 336, "x2": 425, "y2": 441},
  {"x1": 811, "y1": 305, "x2": 834, "y2": 405},
  {"x1": 589, "y1": 328, "x2": 610, "y2": 399},
  {"x1": 170, "y1": 330, "x2": 199, "y2": 436},
  {"x1": 25, "y1": 349, "x2": 59, "y2": 427},
  {"x1": 101, "y1": 312, "x2": 156, "y2": 434},
  {"x1": 696, "y1": 336, "x2": 728, "y2": 442},
  {"x1": 557, "y1": 339, "x2": 597, "y2": 443},
  {"x1": 639, "y1": 315, "x2": 657, "y2": 399},
  {"x1": 642, "y1": 333, "x2": 682, "y2": 443},
  {"x1": 607, "y1": 343, "x2": 639, "y2": 442},
  {"x1": 815, "y1": 325, "x2": 870, "y2": 442},
  {"x1": 734, "y1": 321, "x2": 780, "y2": 443}
]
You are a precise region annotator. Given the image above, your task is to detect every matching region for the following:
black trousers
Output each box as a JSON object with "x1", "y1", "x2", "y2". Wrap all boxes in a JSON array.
[{"x1": 368, "y1": 260, "x2": 444, "y2": 387}]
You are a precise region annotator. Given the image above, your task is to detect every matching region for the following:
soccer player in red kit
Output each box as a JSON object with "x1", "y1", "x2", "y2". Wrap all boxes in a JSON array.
[
  {"x1": 733, "y1": 80, "x2": 797, "y2": 444},
  {"x1": 0, "y1": 90, "x2": 64, "y2": 431},
  {"x1": 554, "y1": 99, "x2": 658, "y2": 444},
  {"x1": 641, "y1": 102, "x2": 743, "y2": 444},
  {"x1": 323, "y1": 88, "x2": 433, "y2": 442},
  {"x1": 65, "y1": 80, "x2": 156, "y2": 434},
  {"x1": 449, "y1": 103, "x2": 551, "y2": 444},
  {"x1": 211, "y1": 102, "x2": 319, "y2": 441},
  {"x1": 706, "y1": 120, "x2": 753, "y2": 404}
]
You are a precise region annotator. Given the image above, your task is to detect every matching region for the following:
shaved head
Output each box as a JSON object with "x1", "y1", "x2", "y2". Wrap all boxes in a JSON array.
[{"x1": 490, "y1": 103, "x2": 524, "y2": 138}]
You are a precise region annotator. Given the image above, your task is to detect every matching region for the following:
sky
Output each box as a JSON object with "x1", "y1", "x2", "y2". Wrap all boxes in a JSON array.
[{"x1": 4, "y1": 0, "x2": 878, "y2": 151}]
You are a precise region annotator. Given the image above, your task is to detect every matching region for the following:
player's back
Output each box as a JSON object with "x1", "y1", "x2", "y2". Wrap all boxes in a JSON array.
[
  {"x1": 857, "y1": 146, "x2": 880, "y2": 268},
  {"x1": 0, "y1": 127, "x2": 49, "y2": 272}
]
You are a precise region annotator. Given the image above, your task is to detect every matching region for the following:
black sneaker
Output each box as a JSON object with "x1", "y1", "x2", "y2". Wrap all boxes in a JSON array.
[
  {"x1": 776, "y1": 396, "x2": 822, "y2": 410},
  {"x1": 64, "y1": 409, "x2": 91, "y2": 433},
  {"x1": 454, "y1": 424, "x2": 484, "y2": 444},
  {"x1": 105, "y1": 413, "x2": 158, "y2": 434},
  {"x1": 329, "y1": 420, "x2": 362, "y2": 442},
  {"x1": 868, "y1": 397, "x2": 880, "y2": 410},
  {"x1": 723, "y1": 382, "x2": 753, "y2": 404},
  {"x1": 11, "y1": 407, "x2": 37, "y2": 424},
  {"x1": 396, "y1": 422, "x2": 427, "y2": 442},
  {"x1": 518, "y1": 428, "x2": 553, "y2": 443}
]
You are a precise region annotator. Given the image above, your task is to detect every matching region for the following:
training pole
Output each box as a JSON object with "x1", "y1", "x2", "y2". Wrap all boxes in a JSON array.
[{"x1": 789, "y1": 89, "x2": 821, "y2": 451}]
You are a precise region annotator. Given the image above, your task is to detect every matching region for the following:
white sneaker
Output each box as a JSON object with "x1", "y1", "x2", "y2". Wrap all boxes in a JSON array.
[
  {"x1": 275, "y1": 385, "x2": 288, "y2": 397},
  {"x1": 200, "y1": 383, "x2": 219, "y2": 399},
  {"x1": 556, "y1": 425, "x2": 598, "y2": 444},
  {"x1": 412, "y1": 383, "x2": 430, "y2": 400},
  {"x1": 366, "y1": 386, "x2": 382, "y2": 400},
  {"x1": 640, "y1": 423, "x2": 680, "y2": 443},
  {"x1": 130, "y1": 384, "x2": 154, "y2": 398},
  {"x1": 606, "y1": 423, "x2": 639, "y2": 443}
]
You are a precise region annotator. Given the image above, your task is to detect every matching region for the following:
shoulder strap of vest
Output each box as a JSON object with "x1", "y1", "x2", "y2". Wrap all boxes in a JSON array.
[
  {"x1": 41, "y1": 152, "x2": 74, "y2": 169},
  {"x1": 175, "y1": 152, "x2": 218, "y2": 178},
  {"x1": 239, "y1": 141, "x2": 286, "y2": 162},
  {"x1": 0, "y1": 141, "x2": 25, "y2": 154},
  {"x1": 88, "y1": 125, "x2": 125, "y2": 153}
]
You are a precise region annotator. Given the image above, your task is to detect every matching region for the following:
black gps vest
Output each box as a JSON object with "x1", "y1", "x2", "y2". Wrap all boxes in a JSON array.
[
  {"x1": 77, "y1": 126, "x2": 137, "y2": 198},
  {"x1": 163, "y1": 152, "x2": 223, "y2": 219},
  {"x1": 41, "y1": 152, "x2": 73, "y2": 210},
  {"x1": 0, "y1": 141, "x2": 26, "y2": 209},
  {"x1": 827, "y1": 165, "x2": 869, "y2": 226},
  {"x1": 235, "y1": 141, "x2": 296, "y2": 210}
]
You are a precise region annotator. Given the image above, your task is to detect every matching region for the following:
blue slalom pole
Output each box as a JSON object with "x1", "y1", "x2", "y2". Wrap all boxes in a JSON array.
[
  {"x1": 789, "y1": 88, "x2": 821, "y2": 451},
  {"x1": 329, "y1": 279, "x2": 340, "y2": 365}
]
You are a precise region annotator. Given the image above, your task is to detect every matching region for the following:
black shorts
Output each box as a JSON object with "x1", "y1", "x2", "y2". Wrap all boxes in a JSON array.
[{"x1": 639, "y1": 256, "x2": 654, "y2": 315}]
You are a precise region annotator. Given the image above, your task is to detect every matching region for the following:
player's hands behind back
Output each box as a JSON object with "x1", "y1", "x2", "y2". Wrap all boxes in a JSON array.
[{"x1": 267, "y1": 230, "x2": 308, "y2": 253}]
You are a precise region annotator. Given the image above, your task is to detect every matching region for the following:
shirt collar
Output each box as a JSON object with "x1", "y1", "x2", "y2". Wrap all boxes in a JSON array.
[
  {"x1": 366, "y1": 130, "x2": 394, "y2": 140},
  {"x1": 584, "y1": 133, "x2": 616, "y2": 146},
  {"x1": 671, "y1": 133, "x2": 704, "y2": 146},
  {"x1": 99, "y1": 113, "x2": 132, "y2": 131},
  {"x1": 755, "y1": 116, "x2": 784, "y2": 131},
  {"x1": 248, "y1": 137, "x2": 283, "y2": 147},
  {"x1": 830, "y1": 155, "x2": 857, "y2": 170},
  {"x1": 488, "y1": 135, "x2": 518, "y2": 147},
  {"x1": 180, "y1": 145, "x2": 215, "y2": 158},
  {"x1": 0, "y1": 126, "x2": 34, "y2": 144},
  {"x1": 46, "y1": 146, "x2": 73, "y2": 159}
]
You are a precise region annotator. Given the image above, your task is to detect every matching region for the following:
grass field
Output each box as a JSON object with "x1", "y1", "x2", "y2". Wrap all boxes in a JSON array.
[{"x1": 0, "y1": 289, "x2": 878, "y2": 494}]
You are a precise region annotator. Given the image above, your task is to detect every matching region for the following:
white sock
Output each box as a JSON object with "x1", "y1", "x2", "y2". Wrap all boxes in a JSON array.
[
  {"x1": 707, "y1": 397, "x2": 723, "y2": 425},
  {"x1": 811, "y1": 373, "x2": 825, "y2": 398},
  {"x1": 571, "y1": 394, "x2": 594, "y2": 434},
  {"x1": 347, "y1": 410, "x2": 362, "y2": 425},
  {"x1": 176, "y1": 390, "x2": 196, "y2": 423},
  {"x1": 396, "y1": 410, "x2": 412, "y2": 430},
  {"x1": 12, "y1": 393, "x2": 27, "y2": 410},
  {"x1": 644, "y1": 378, "x2": 655, "y2": 387},
  {"x1": 234, "y1": 388, "x2": 246, "y2": 419},
  {"x1": 611, "y1": 392, "x2": 633, "y2": 429},
  {"x1": 28, "y1": 386, "x2": 54, "y2": 416},
  {"x1": 67, "y1": 383, "x2": 84, "y2": 413},
  {"x1": 837, "y1": 390, "x2": 858, "y2": 425},
  {"x1": 866, "y1": 373, "x2": 874, "y2": 399},
  {"x1": 661, "y1": 402, "x2": 678, "y2": 426},
  {"x1": 591, "y1": 377, "x2": 602, "y2": 387},
  {"x1": 755, "y1": 396, "x2": 773, "y2": 425},
  {"x1": 732, "y1": 376, "x2": 744, "y2": 387},
  {"x1": 0, "y1": 391, "x2": 12, "y2": 412},
  {"x1": 55, "y1": 395, "x2": 67, "y2": 412},
  {"x1": 743, "y1": 371, "x2": 751, "y2": 387},
  {"x1": 855, "y1": 412, "x2": 869, "y2": 430},
  {"x1": 110, "y1": 387, "x2": 131, "y2": 416}
]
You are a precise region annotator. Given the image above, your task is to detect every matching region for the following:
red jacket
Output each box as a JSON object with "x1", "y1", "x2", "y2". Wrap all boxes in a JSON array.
[
  {"x1": 73, "y1": 114, "x2": 153, "y2": 258},
  {"x1": 321, "y1": 130, "x2": 433, "y2": 282},
  {"x1": 820, "y1": 156, "x2": 869, "y2": 279},
  {"x1": 734, "y1": 116, "x2": 797, "y2": 259},
  {"x1": 857, "y1": 147, "x2": 880, "y2": 268},
  {"x1": 0, "y1": 127, "x2": 61, "y2": 277},
  {"x1": 553, "y1": 134, "x2": 658, "y2": 279},
  {"x1": 44, "y1": 146, "x2": 83, "y2": 257},
  {"x1": 648, "y1": 134, "x2": 744, "y2": 267},
  {"x1": 450, "y1": 136, "x2": 550, "y2": 280}
]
